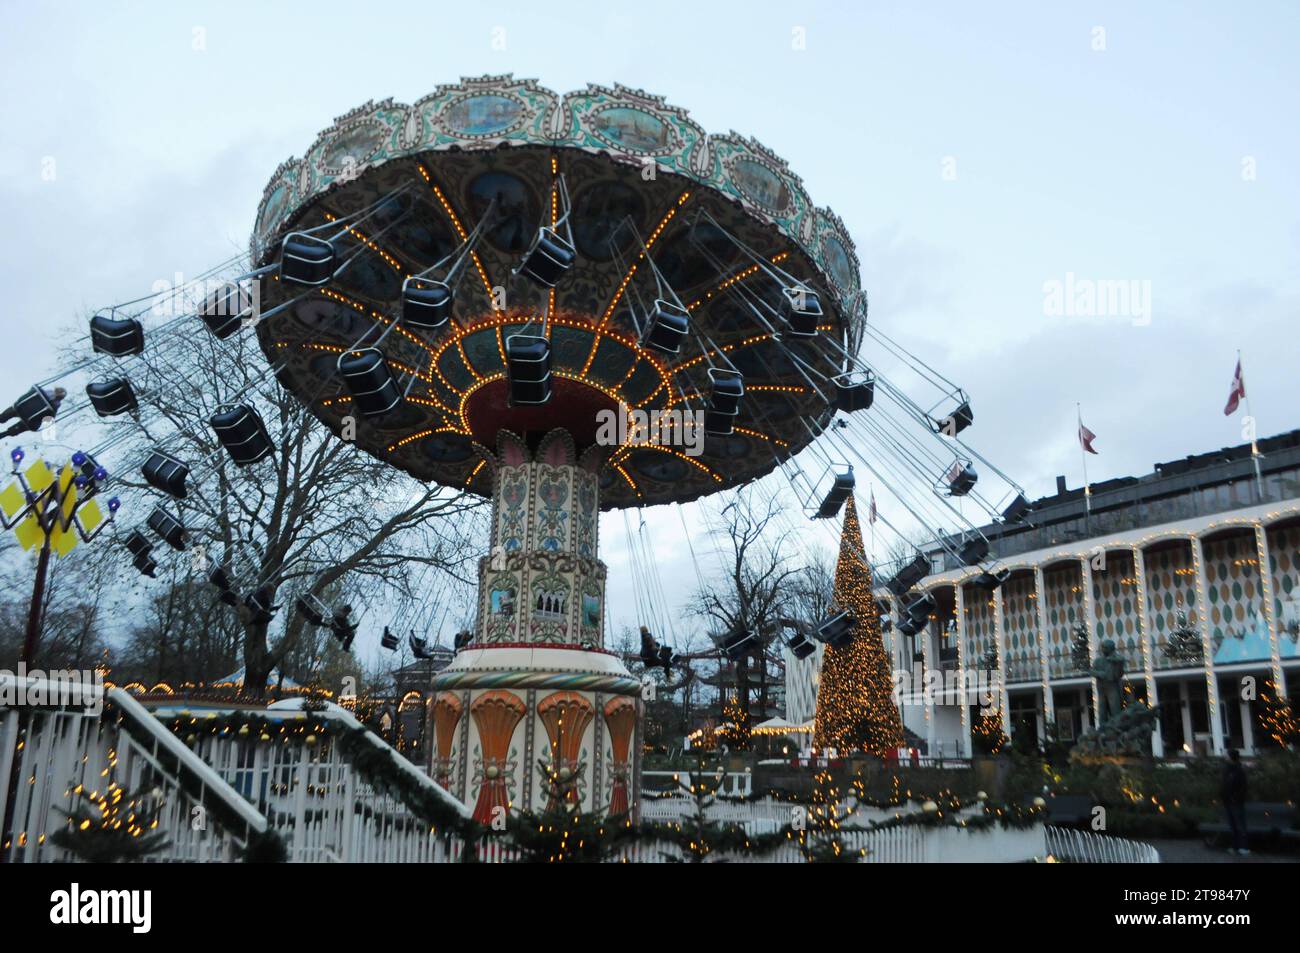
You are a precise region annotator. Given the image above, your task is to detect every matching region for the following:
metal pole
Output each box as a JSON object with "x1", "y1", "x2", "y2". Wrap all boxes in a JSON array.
[
  {"x1": 1239, "y1": 351, "x2": 1265, "y2": 502},
  {"x1": 19, "y1": 528, "x2": 53, "y2": 667},
  {"x1": 1077, "y1": 403, "x2": 1092, "y2": 534}
]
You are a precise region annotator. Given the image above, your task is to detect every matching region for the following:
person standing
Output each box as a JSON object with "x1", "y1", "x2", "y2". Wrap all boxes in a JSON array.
[{"x1": 1221, "y1": 749, "x2": 1250, "y2": 855}]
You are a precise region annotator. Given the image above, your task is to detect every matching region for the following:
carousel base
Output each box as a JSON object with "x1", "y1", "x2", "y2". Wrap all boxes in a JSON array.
[{"x1": 429, "y1": 644, "x2": 643, "y2": 822}]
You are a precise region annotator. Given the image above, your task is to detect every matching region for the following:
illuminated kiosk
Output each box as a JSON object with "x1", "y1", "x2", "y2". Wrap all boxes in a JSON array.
[{"x1": 251, "y1": 76, "x2": 863, "y2": 821}]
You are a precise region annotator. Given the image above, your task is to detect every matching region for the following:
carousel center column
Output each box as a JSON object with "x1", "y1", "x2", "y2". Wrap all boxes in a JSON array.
[{"x1": 431, "y1": 430, "x2": 642, "y2": 824}]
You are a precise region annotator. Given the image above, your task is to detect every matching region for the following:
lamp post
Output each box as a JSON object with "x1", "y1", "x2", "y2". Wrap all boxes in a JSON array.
[{"x1": 1, "y1": 446, "x2": 119, "y2": 668}]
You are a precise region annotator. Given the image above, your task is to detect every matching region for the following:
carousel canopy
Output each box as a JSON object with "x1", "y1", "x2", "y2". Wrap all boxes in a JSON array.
[{"x1": 252, "y1": 76, "x2": 863, "y2": 509}]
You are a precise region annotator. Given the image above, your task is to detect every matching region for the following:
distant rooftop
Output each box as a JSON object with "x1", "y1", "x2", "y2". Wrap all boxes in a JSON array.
[{"x1": 925, "y1": 427, "x2": 1300, "y2": 572}]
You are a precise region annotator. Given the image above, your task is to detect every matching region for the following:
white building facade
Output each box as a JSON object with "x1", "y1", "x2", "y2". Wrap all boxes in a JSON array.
[{"x1": 789, "y1": 430, "x2": 1300, "y2": 758}]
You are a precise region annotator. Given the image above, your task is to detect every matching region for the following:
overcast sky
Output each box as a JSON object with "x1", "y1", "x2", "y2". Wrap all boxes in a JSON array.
[{"x1": 2, "y1": 1, "x2": 1297, "y2": 656}]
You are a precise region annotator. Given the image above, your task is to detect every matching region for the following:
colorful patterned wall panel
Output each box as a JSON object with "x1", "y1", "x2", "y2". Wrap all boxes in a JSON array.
[
  {"x1": 469, "y1": 690, "x2": 527, "y2": 824},
  {"x1": 478, "y1": 444, "x2": 606, "y2": 646},
  {"x1": 961, "y1": 583, "x2": 998, "y2": 668},
  {"x1": 537, "y1": 691, "x2": 595, "y2": 812},
  {"x1": 1091, "y1": 550, "x2": 1143, "y2": 669},
  {"x1": 1202, "y1": 533, "x2": 1265, "y2": 645},
  {"x1": 1043, "y1": 562, "x2": 1085, "y2": 678},
  {"x1": 1267, "y1": 523, "x2": 1300, "y2": 638},
  {"x1": 603, "y1": 697, "x2": 637, "y2": 817},
  {"x1": 431, "y1": 692, "x2": 464, "y2": 790},
  {"x1": 1142, "y1": 541, "x2": 1201, "y2": 669},
  {"x1": 1000, "y1": 573, "x2": 1040, "y2": 683}
]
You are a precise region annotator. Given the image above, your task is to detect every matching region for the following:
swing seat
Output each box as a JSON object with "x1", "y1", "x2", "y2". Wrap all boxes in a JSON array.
[
  {"x1": 280, "y1": 233, "x2": 336, "y2": 287},
  {"x1": 639, "y1": 629, "x2": 660, "y2": 666},
  {"x1": 1001, "y1": 493, "x2": 1031, "y2": 524},
  {"x1": 895, "y1": 613, "x2": 925, "y2": 638},
  {"x1": 338, "y1": 348, "x2": 403, "y2": 418},
  {"x1": 719, "y1": 624, "x2": 758, "y2": 661},
  {"x1": 200, "y1": 282, "x2": 255, "y2": 339},
  {"x1": 785, "y1": 628, "x2": 816, "y2": 660},
  {"x1": 243, "y1": 586, "x2": 279, "y2": 625},
  {"x1": 12, "y1": 387, "x2": 58, "y2": 431},
  {"x1": 208, "y1": 565, "x2": 234, "y2": 593},
  {"x1": 814, "y1": 468, "x2": 855, "y2": 519},
  {"x1": 333, "y1": 622, "x2": 356, "y2": 652},
  {"x1": 410, "y1": 633, "x2": 434, "y2": 660},
  {"x1": 933, "y1": 399, "x2": 974, "y2": 436},
  {"x1": 708, "y1": 368, "x2": 745, "y2": 416},
  {"x1": 132, "y1": 550, "x2": 158, "y2": 578},
  {"x1": 124, "y1": 530, "x2": 152, "y2": 560},
  {"x1": 147, "y1": 506, "x2": 186, "y2": 551},
  {"x1": 142, "y1": 449, "x2": 189, "y2": 499},
  {"x1": 90, "y1": 312, "x2": 145, "y2": 357},
  {"x1": 886, "y1": 553, "x2": 930, "y2": 597},
  {"x1": 505, "y1": 334, "x2": 552, "y2": 405},
  {"x1": 703, "y1": 409, "x2": 736, "y2": 437},
  {"x1": 209, "y1": 404, "x2": 274, "y2": 466},
  {"x1": 380, "y1": 627, "x2": 399, "y2": 651},
  {"x1": 641, "y1": 300, "x2": 690, "y2": 354},
  {"x1": 944, "y1": 462, "x2": 978, "y2": 497},
  {"x1": 453, "y1": 629, "x2": 473, "y2": 650},
  {"x1": 401, "y1": 276, "x2": 454, "y2": 330},
  {"x1": 971, "y1": 568, "x2": 1011, "y2": 592},
  {"x1": 86, "y1": 378, "x2": 138, "y2": 417},
  {"x1": 295, "y1": 595, "x2": 329, "y2": 628},
  {"x1": 209, "y1": 566, "x2": 240, "y2": 606},
  {"x1": 516, "y1": 227, "x2": 576, "y2": 288},
  {"x1": 814, "y1": 609, "x2": 856, "y2": 648},
  {"x1": 903, "y1": 592, "x2": 936, "y2": 624},
  {"x1": 779, "y1": 286, "x2": 822, "y2": 337},
  {"x1": 959, "y1": 536, "x2": 990, "y2": 566},
  {"x1": 833, "y1": 371, "x2": 875, "y2": 413}
]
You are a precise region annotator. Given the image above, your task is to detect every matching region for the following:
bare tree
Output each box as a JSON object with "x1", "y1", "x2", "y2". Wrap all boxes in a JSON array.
[
  {"x1": 74, "y1": 311, "x2": 485, "y2": 697},
  {"x1": 690, "y1": 487, "x2": 802, "y2": 727}
]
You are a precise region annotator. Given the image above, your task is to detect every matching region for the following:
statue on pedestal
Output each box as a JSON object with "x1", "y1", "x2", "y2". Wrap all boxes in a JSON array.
[
  {"x1": 1073, "y1": 638, "x2": 1158, "y2": 760},
  {"x1": 1090, "y1": 639, "x2": 1125, "y2": 724}
]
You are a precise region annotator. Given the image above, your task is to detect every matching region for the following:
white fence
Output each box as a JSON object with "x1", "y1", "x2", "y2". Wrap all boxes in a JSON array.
[
  {"x1": 442, "y1": 821, "x2": 1046, "y2": 863},
  {"x1": 2, "y1": 676, "x2": 469, "y2": 864},
  {"x1": 148, "y1": 701, "x2": 469, "y2": 863},
  {"x1": 1, "y1": 675, "x2": 266, "y2": 863},
  {"x1": 1045, "y1": 826, "x2": 1161, "y2": 863}
]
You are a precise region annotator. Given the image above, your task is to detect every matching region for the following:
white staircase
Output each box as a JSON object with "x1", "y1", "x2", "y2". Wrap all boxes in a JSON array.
[{"x1": 1, "y1": 674, "x2": 470, "y2": 863}]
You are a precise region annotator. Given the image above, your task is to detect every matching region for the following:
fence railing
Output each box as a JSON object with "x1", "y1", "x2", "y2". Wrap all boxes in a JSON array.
[
  {"x1": 1045, "y1": 825, "x2": 1161, "y2": 863},
  {"x1": 1, "y1": 674, "x2": 267, "y2": 863},
  {"x1": 442, "y1": 818, "x2": 1047, "y2": 863},
  {"x1": 153, "y1": 700, "x2": 470, "y2": 863}
]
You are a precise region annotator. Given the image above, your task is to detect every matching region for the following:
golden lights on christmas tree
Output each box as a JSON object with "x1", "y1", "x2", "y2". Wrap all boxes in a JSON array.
[{"x1": 812, "y1": 496, "x2": 904, "y2": 756}]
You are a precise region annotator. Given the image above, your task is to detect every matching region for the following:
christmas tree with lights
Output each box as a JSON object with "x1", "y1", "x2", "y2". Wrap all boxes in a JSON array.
[
  {"x1": 51, "y1": 782, "x2": 169, "y2": 863},
  {"x1": 812, "y1": 496, "x2": 904, "y2": 756}
]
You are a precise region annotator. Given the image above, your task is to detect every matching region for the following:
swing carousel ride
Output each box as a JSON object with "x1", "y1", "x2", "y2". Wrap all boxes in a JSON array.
[{"x1": 58, "y1": 76, "x2": 1032, "y2": 823}]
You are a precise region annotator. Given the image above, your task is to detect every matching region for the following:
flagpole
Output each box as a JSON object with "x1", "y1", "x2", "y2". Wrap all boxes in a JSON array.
[
  {"x1": 1077, "y1": 403, "x2": 1092, "y2": 531},
  {"x1": 1238, "y1": 349, "x2": 1265, "y2": 501}
]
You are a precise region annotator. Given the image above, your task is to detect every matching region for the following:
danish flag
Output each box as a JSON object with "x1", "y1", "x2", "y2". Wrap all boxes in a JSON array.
[{"x1": 1223, "y1": 358, "x2": 1246, "y2": 416}]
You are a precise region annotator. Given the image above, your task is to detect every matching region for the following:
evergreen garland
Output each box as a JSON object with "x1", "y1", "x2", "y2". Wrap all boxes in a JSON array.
[
  {"x1": 51, "y1": 782, "x2": 170, "y2": 863},
  {"x1": 143, "y1": 705, "x2": 1042, "y2": 862}
]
